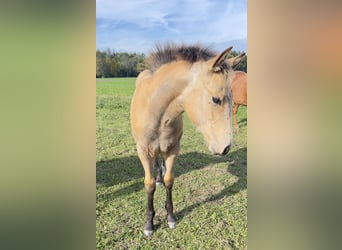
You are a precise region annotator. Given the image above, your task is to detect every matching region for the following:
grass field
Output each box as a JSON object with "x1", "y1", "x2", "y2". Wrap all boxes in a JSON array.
[{"x1": 96, "y1": 77, "x2": 247, "y2": 249}]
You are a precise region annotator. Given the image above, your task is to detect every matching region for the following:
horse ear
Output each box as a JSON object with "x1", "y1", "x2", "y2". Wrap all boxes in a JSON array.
[
  {"x1": 228, "y1": 53, "x2": 246, "y2": 70},
  {"x1": 211, "y1": 46, "x2": 233, "y2": 72}
]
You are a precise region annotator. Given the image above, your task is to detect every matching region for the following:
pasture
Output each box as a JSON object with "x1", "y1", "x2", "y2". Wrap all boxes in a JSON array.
[{"x1": 96, "y1": 78, "x2": 247, "y2": 249}]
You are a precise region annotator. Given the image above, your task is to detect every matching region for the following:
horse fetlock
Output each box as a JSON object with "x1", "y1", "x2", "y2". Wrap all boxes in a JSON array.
[
  {"x1": 165, "y1": 202, "x2": 173, "y2": 211},
  {"x1": 147, "y1": 210, "x2": 155, "y2": 218},
  {"x1": 144, "y1": 211, "x2": 155, "y2": 236},
  {"x1": 144, "y1": 222, "x2": 154, "y2": 236}
]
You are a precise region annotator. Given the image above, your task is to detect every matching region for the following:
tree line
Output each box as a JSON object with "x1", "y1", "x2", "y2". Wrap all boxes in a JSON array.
[
  {"x1": 228, "y1": 51, "x2": 247, "y2": 73},
  {"x1": 96, "y1": 49, "x2": 247, "y2": 78},
  {"x1": 96, "y1": 49, "x2": 145, "y2": 78}
]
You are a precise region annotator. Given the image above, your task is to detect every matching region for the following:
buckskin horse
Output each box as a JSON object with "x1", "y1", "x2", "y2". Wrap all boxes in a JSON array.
[{"x1": 130, "y1": 44, "x2": 245, "y2": 236}]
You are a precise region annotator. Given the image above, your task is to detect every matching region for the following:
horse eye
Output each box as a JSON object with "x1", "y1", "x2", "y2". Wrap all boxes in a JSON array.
[{"x1": 212, "y1": 97, "x2": 221, "y2": 105}]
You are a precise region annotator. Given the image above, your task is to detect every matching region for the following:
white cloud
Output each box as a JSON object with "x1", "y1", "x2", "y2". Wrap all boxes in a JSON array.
[
  {"x1": 97, "y1": 0, "x2": 174, "y2": 28},
  {"x1": 96, "y1": 0, "x2": 247, "y2": 53}
]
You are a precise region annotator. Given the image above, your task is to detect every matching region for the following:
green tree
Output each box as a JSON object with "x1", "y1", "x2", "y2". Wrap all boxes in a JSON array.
[
  {"x1": 95, "y1": 49, "x2": 146, "y2": 77},
  {"x1": 228, "y1": 50, "x2": 247, "y2": 73},
  {"x1": 96, "y1": 50, "x2": 105, "y2": 78}
]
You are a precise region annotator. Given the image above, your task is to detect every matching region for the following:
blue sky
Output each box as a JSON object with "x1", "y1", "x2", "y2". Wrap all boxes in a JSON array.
[{"x1": 96, "y1": 0, "x2": 247, "y2": 54}]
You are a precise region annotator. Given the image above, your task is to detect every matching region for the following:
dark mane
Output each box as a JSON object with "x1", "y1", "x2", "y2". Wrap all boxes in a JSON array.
[{"x1": 146, "y1": 43, "x2": 217, "y2": 72}]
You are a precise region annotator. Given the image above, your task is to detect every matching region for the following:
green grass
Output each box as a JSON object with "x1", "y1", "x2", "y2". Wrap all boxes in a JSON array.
[{"x1": 96, "y1": 77, "x2": 247, "y2": 249}]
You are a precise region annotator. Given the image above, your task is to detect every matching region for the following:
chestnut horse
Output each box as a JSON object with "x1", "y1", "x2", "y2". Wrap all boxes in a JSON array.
[
  {"x1": 130, "y1": 44, "x2": 244, "y2": 236},
  {"x1": 231, "y1": 71, "x2": 247, "y2": 128}
]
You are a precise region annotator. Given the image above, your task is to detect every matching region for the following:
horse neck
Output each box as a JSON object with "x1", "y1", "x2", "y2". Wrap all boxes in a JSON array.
[{"x1": 150, "y1": 62, "x2": 197, "y2": 121}]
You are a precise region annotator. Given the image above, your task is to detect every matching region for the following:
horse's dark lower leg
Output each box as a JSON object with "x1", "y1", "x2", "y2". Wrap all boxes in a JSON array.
[
  {"x1": 163, "y1": 145, "x2": 179, "y2": 229},
  {"x1": 144, "y1": 184, "x2": 156, "y2": 236},
  {"x1": 165, "y1": 183, "x2": 176, "y2": 228},
  {"x1": 137, "y1": 146, "x2": 158, "y2": 236}
]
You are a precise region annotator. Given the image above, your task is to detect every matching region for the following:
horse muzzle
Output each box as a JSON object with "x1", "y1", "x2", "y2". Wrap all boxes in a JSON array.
[
  {"x1": 222, "y1": 144, "x2": 231, "y2": 156},
  {"x1": 210, "y1": 143, "x2": 231, "y2": 156}
]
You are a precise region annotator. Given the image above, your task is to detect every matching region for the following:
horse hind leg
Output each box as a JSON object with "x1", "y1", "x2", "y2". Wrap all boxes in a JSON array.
[{"x1": 155, "y1": 158, "x2": 166, "y2": 186}]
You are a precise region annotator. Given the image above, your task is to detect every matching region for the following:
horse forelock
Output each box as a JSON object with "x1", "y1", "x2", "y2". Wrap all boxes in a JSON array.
[{"x1": 146, "y1": 43, "x2": 217, "y2": 73}]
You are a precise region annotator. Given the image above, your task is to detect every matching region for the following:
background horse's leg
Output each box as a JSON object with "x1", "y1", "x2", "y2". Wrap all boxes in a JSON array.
[
  {"x1": 137, "y1": 147, "x2": 156, "y2": 236},
  {"x1": 163, "y1": 143, "x2": 179, "y2": 229},
  {"x1": 233, "y1": 103, "x2": 240, "y2": 128}
]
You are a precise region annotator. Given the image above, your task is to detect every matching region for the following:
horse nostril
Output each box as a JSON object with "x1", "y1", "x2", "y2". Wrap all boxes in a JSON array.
[{"x1": 222, "y1": 145, "x2": 231, "y2": 155}]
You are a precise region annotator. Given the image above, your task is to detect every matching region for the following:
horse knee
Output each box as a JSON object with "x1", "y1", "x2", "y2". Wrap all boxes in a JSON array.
[
  {"x1": 144, "y1": 178, "x2": 156, "y2": 193},
  {"x1": 163, "y1": 175, "x2": 174, "y2": 188}
]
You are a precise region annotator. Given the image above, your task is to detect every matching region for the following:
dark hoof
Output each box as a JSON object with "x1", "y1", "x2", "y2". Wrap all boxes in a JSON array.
[
  {"x1": 167, "y1": 215, "x2": 176, "y2": 229},
  {"x1": 144, "y1": 223, "x2": 154, "y2": 236}
]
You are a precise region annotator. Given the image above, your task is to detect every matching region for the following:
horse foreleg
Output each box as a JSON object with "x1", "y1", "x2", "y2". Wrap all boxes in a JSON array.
[
  {"x1": 137, "y1": 147, "x2": 156, "y2": 236},
  {"x1": 233, "y1": 103, "x2": 240, "y2": 128},
  {"x1": 163, "y1": 144, "x2": 179, "y2": 229}
]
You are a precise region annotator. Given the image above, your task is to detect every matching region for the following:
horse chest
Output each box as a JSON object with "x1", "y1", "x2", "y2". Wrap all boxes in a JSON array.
[{"x1": 158, "y1": 117, "x2": 183, "y2": 153}]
